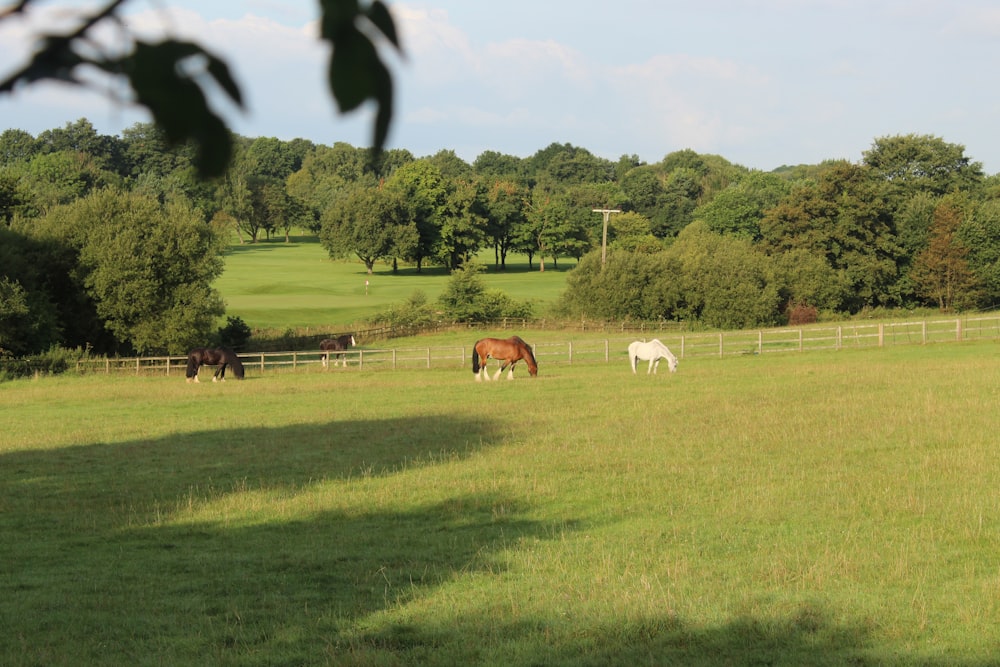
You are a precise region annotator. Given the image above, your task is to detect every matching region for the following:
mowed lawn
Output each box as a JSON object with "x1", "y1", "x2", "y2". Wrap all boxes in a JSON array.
[
  {"x1": 215, "y1": 234, "x2": 575, "y2": 330},
  {"x1": 3, "y1": 341, "x2": 1000, "y2": 665}
]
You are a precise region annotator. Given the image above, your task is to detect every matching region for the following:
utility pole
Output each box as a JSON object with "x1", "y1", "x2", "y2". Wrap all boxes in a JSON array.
[{"x1": 592, "y1": 208, "x2": 621, "y2": 269}]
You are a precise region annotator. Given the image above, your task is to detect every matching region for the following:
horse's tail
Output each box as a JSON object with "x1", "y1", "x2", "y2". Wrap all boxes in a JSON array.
[
  {"x1": 472, "y1": 341, "x2": 481, "y2": 373},
  {"x1": 223, "y1": 347, "x2": 245, "y2": 379}
]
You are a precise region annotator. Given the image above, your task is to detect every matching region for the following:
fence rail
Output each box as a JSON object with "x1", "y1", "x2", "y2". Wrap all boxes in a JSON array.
[{"x1": 61, "y1": 315, "x2": 1000, "y2": 377}]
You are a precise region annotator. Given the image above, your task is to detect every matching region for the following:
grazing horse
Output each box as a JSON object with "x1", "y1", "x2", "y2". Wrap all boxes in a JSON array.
[
  {"x1": 186, "y1": 346, "x2": 245, "y2": 382},
  {"x1": 320, "y1": 334, "x2": 356, "y2": 368},
  {"x1": 628, "y1": 339, "x2": 678, "y2": 375},
  {"x1": 472, "y1": 335, "x2": 538, "y2": 381}
]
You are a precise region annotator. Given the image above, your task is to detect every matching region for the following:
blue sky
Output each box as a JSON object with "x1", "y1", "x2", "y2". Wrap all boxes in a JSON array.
[{"x1": 3, "y1": 1, "x2": 1000, "y2": 172}]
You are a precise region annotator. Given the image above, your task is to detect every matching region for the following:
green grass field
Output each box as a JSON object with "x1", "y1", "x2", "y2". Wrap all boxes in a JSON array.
[
  {"x1": 215, "y1": 234, "x2": 575, "y2": 330},
  {"x1": 3, "y1": 341, "x2": 1000, "y2": 665}
]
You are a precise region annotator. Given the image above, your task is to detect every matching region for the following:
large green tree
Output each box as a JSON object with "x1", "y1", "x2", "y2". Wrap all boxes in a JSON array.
[
  {"x1": 34, "y1": 188, "x2": 226, "y2": 354},
  {"x1": 319, "y1": 185, "x2": 412, "y2": 273},
  {"x1": 436, "y1": 179, "x2": 488, "y2": 270},
  {"x1": 482, "y1": 178, "x2": 529, "y2": 269},
  {"x1": 960, "y1": 199, "x2": 1000, "y2": 303},
  {"x1": 863, "y1": 134, "x2": 984, "y2": 199},
  {"x1": 385, "y1": 160, "x2": 446, "y2": 271},
  {"x1": 666, "y1": 223, "x2": 782, "y2": 329},
  {"x1": 695, "y1": 171, "x2": 790, "y2": 240},
  {"x1": 911, "y1": 199, "x2": 982, "y2": 311},
  {"x1": 760, "y1": 161, "x2": 902, "y2": 311}
]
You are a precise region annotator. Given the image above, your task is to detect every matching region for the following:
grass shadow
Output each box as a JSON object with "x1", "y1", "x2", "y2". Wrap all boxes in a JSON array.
[{"x1": 0, "y1": 414, "x2": 981, "y2": 665}]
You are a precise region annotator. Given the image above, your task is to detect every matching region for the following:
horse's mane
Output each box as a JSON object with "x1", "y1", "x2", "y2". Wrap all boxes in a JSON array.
[
  {"x1": 512, "y1": 336, "x2": 537, "y2": 367},
  {"x1": 219, "y1": 346, "x2": 245, "y2": 378}
]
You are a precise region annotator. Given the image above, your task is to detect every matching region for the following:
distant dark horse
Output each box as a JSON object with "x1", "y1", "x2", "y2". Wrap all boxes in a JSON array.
[
  {"x1": 185, "y1": 347, "x2": 245, "y2": 382},
  {"x1": 320, "y1": 334, "x2": 356, "y2": 368},
  {"x1": 472, "y1": 335, "x2": 538, "y2": 381}
]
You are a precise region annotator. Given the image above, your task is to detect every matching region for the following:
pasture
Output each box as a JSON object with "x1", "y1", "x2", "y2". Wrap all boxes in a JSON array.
[
  {"x1": 215, "y1": 234, "x2": 574, "y2": 330},
  {"x1": 3, "y1": 341, "x2": 1000, "y2": 665}
]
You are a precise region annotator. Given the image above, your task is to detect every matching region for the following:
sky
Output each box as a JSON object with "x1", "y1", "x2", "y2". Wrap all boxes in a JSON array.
[{"x1": 2, "y1": 1, "x2": 1000, "y2": 173}]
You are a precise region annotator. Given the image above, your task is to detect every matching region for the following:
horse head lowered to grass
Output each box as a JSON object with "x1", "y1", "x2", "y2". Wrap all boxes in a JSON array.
[
  {"x1": 472, "y1": 336, "x2": 538, "y2": 381},
  {"x1": 628, "y1": 339, "x2": 678, "y2": 375},
  {"x1": 185, "y1": 346, "x2": 245, "y2": 382}
]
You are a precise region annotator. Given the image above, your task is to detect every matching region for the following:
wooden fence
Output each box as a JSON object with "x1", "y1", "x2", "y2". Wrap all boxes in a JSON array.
[{"x1": 69, "y1": 315, "x2": 1000, "y2": 377}]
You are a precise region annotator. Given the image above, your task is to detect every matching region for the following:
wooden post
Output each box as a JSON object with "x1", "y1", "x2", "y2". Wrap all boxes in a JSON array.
[{"x1": 592, "y1": 208, "x2": 621, "y2": 269}]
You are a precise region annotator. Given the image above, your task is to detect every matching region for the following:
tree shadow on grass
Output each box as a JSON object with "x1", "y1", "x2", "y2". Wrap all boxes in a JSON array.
[{"x1": 1, "y1": 415, "x2": 986, "y2": 665}]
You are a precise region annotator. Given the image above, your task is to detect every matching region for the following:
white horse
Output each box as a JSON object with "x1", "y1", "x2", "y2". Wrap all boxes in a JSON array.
[{"x1": 628, "y1": 339, "x2": 678, "y2": 375}]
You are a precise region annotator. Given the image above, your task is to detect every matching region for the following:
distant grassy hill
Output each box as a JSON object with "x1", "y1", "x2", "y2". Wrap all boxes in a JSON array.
[{"x1": 215, "y1": 233, "x2": 575, "y2": 330}]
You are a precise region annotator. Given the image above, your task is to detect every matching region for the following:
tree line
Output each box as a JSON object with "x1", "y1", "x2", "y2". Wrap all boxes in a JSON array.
[{"x1": 2, "y1": 117, "x2": 999, "y2": 357}]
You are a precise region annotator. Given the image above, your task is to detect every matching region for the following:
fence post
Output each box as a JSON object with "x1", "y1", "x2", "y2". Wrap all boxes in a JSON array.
[
  {"x1": 837, "y1": 326, "x2": 842, "y2": 351},
  {"x1": 568, "y1": 341, "x2": 573, "y2": 364},
  {"x1": 719, "y1": 333, "x2": 724, "y2": 358},
  {"x1": 426, "y1": 348, "x2": 431, "y2": 369},
  {"x1": 758, "y1": 331, "x2": 763, "y2": 355},
  {"x1": 799, "y1": 329, "x2": 803, "y2": 352},
  {"x1": 922, "y1": 321, "x2": 927, "y2": 344},
  {"x1": 956, "y1": 318, "x2": 962, "y2": 341},
  {"x1": 605, "y1": 339, "x2": 609, "y2": 362},
  {"x1": 878, "y1": 323, "x2": 884, "y2": 347}
]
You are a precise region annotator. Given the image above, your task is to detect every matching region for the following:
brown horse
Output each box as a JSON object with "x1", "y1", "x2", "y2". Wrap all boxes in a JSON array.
[
  {"x1": 472, "y1": 336, "x2": 538, "y2": 381},
  {"x1": 185, "y1": 346, "x2": 244, "y2": 382},
  {"x1": 320, "y1": 334, "x2": 356, "y2": 367}
]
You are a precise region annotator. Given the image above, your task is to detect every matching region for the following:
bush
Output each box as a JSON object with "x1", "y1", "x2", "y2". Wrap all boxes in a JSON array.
[
  {"x1": 218, "y1": 316, "x2": 252, "y2": 350},
  {"x1": 366, "y1": 291, "x2": 438, "y2": 329},
  {"x1": 786, "y1": 301, "x2": 819, "y2": 326},
  {"x1": 0, "y1": 345, "x2": 88, "y2": 381},
  {"x1": 437, "y1": 264, "x2": 533, "y2": 323}
]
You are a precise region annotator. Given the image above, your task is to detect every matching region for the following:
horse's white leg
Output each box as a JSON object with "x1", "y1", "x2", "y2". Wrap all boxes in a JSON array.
[
  {"x1": 506, "y1": 368, "x2": 515, "y2": 380},
  {"x1": 193, "y1": 375, "x2": 200, "y2": 383},
  {"x1": 321, "y1": 354, "x2": 328, "y2": 368},
  {"x1": 492, "y1": 364, "x2": 503, "y2": 381},
  {"x1": 631, "y1": 356, "x2": 637, "y2": 374},
  {"x1": 475, "y1": 369, "x2": 483, "y2": 381},
  {"x1": 647, "y1": 359, "x2": 654, "y2": 374}
]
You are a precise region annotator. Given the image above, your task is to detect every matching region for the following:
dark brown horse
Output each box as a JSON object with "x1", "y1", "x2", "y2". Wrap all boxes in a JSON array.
[
  {"x1": 320, "y1": 334, "x2": 356, "y2": 368},
  {"x1": 472, "y1": 336, "x2": 538, "y2": 381},
  {"x1": 185, "y1": 346, "x2": 244, "y2": 382}
]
